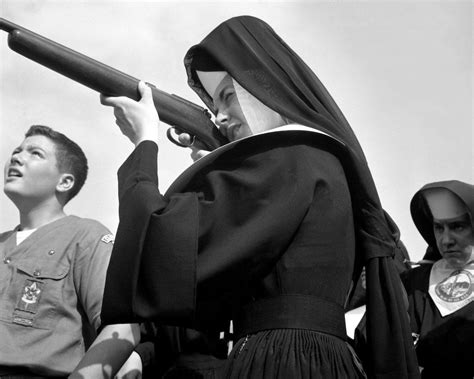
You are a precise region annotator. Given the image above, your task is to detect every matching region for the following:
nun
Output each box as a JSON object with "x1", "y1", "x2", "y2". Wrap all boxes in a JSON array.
[
  {"x1": 100, "y1": 16, "x2": 418, "y2": 378},
  {"x1": 403, "y1": 180, "x2": 474, "y2": 378}
]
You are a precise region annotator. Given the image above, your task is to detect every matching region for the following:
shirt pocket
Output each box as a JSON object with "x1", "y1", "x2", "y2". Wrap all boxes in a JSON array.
[{"x1": 11, "y1": 260, "x2": 70, "y2": 330}]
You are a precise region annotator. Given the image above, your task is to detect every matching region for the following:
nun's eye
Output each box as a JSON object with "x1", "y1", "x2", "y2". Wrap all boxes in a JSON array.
[
  {"x1": 223, "y1": 90, "x2": 235, "y2": 102},
  {"x1": 433, "y1": 223, "x2": 443, "y2": 233}
]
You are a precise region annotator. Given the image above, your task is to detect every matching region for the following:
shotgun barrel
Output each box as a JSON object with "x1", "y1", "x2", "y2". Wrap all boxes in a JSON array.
[{"x1": 0, "y1": 18, "x2": 227, "y2": 150}]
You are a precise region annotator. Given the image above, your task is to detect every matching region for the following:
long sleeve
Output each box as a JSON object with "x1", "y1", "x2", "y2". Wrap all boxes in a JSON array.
[{"x1": 102, "y1": 141, "x2": 199, "y2": 325}]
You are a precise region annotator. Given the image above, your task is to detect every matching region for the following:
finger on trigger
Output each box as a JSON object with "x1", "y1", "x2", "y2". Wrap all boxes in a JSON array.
[{"x1": 177, "y1": 133, "x2": 192, "y2": 146}]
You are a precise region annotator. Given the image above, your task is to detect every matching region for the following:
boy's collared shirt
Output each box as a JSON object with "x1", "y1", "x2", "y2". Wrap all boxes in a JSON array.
[{"x1": 0, "y1": 215, "x2": 114, "y2": 376}]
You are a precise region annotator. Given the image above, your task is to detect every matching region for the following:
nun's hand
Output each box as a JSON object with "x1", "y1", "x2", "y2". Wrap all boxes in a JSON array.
[
  {"x1": 100, "y1": 81, "x2": 159, "y2": 146},
  {"x1": 177, "y1": 132, "x2": 210, "y2": 162}
]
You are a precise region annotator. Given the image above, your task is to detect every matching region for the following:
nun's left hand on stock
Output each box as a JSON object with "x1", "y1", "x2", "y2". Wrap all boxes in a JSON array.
[{"x1": 100, "y1": 81, "x2": 160, "y2": 146}]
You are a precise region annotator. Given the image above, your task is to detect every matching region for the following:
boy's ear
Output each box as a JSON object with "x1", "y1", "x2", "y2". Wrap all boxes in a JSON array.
[{"x1": 56, "y1": 173, "x2": 75, "y2": 194}]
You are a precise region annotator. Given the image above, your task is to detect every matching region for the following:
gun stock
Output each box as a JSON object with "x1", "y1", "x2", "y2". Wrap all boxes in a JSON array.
[{"x1": 0, "y1": 18, "x2": 227, "y2": 150}]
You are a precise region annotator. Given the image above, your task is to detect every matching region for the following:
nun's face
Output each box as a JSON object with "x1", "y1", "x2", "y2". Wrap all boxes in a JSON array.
[
  {"x1": 212, "y1": 75, "x2": 252, "y2": 141},
  {"x1": 433, "y1": 214, "x2": 474, "y2": 268}
]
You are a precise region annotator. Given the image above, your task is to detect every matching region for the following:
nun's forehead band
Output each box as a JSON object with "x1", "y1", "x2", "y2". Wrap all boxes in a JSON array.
[{"x1": 423, "y1": 188, "x2": 469, "y2": 220}]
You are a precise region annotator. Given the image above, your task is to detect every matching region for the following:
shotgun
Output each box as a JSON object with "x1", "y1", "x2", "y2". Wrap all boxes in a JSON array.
[{"x1": 0, "y1": 18, "x2": 227, "y2": 150}]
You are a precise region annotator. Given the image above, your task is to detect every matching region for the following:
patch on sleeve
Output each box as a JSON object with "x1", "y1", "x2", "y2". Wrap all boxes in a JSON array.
[{"x1": 101, "y1": 233, "x2": 115, "y2": 244}]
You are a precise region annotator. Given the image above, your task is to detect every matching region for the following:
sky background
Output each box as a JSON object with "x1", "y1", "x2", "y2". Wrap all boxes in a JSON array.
[{"x1": 1, "y1": 0, "x2": 472, "y2": 262}]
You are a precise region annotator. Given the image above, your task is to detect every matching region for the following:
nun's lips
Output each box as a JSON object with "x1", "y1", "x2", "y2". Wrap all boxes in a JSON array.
[
  {"x1": 220, "y1": 123, "x2": 241, "y2": 141},
  {"x1": 443, "y1": 250, "x2": 463, "y2": 256},
  {"x1": 227, "y1": 124, "x2": 241, "y2": 141},
  {"x1": 441, "y1": 250, "x2": 472, "y2": 263}
]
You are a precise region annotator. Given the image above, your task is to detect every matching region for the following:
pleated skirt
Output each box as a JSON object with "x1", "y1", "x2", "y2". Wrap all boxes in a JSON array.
[{"x1": 224, "y1": 329, "x2": 366, "y2": 378}]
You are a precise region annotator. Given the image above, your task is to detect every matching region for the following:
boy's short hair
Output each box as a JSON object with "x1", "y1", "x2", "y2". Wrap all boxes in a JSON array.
[{"x1": 25, "y1": 125, "x2": 88, "y2": 202}]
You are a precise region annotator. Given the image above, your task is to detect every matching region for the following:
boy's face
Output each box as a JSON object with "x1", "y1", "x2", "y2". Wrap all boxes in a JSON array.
[{"x1": 4, "y1": 135, "x2": 63, "y2": 203}]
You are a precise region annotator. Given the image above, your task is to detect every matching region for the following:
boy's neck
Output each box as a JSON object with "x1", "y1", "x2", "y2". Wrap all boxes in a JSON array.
[{"x1": 18, "y1": 200, "x2": 67, "y2": 231}]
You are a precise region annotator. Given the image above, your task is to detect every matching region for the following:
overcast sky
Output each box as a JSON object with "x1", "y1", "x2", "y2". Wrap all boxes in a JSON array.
[{"x1": 1, "y1": 0, "x2": 472, "y2": 262}]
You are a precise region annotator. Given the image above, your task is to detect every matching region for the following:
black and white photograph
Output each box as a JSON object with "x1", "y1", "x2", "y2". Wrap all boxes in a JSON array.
[{"x1": 0, "y1": 1, "x2": 472, "y2": 378}]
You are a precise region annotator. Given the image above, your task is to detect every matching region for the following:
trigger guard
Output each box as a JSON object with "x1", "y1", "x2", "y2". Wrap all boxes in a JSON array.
[{"x1": 166, "y1": 127, "x2": 195, "y2": 148}]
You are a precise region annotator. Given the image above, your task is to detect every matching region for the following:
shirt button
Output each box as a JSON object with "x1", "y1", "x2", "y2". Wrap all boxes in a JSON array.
[
  {"x1": 33, "y1": 270, "x2": 41, "y2": 277},
  {"x1": 48, "y1": 250, "x2": 55, "y2": 256},
  {"x1": 3, "y1": 257, "x2": 11, "y2": 264}
]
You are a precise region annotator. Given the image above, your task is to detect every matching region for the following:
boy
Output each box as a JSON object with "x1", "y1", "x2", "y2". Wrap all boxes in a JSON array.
[{"x1": 0, "y1": 125, "x2": 138, "y2": 378}]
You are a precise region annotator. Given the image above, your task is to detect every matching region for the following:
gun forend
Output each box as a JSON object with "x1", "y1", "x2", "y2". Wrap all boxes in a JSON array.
[{"x1": 0, "y1": 18, "x2": 227, "y2": 150}]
